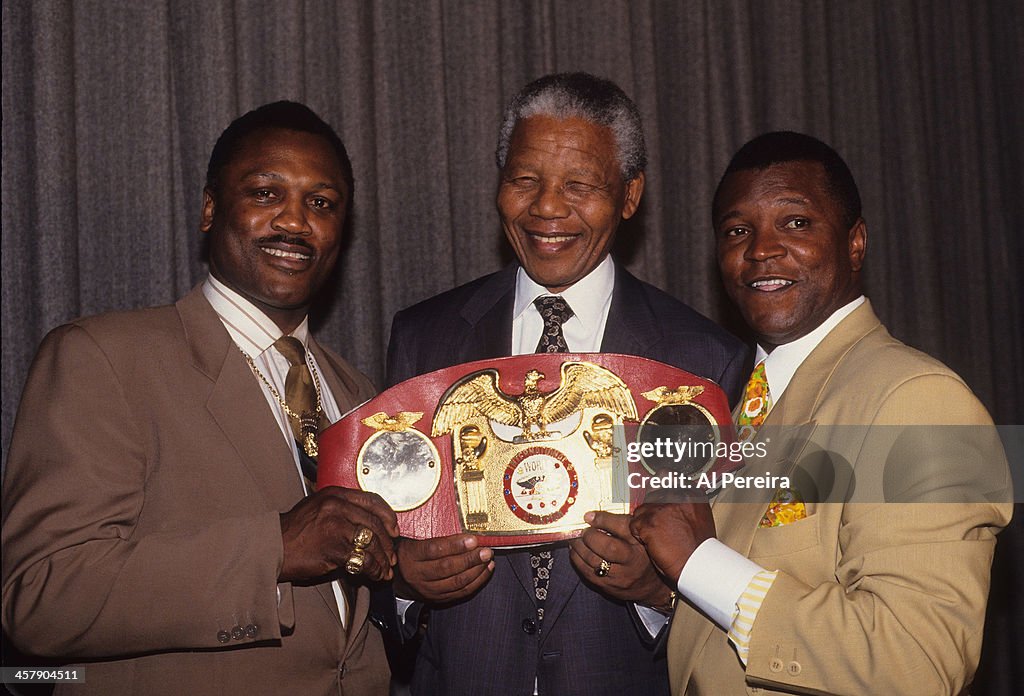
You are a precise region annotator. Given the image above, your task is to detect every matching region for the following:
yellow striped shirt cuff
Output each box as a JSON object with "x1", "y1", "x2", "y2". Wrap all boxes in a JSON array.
[{"x1": 727, "y1": 569, "x2": 777, "y2": 665}]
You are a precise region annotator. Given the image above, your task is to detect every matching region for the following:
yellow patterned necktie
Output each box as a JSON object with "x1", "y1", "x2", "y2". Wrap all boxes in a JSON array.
[
  {"x1": 733, "y1": 361, "x2": 808, "y2": 527},
  {"x1": 736, "y1": 361, "x2": 771, "y2": 442}
]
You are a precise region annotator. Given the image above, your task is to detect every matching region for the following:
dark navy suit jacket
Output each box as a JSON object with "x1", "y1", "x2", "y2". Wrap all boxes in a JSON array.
[{"x1": 385, "y1": 263, "x2": 747, "y2": 696}]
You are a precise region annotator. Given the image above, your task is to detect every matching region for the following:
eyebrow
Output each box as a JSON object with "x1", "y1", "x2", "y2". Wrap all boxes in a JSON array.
[
  {"x1": 772, "y1": 196, "x2": 811, "y2": 206},
  {"x1": 242, "y1": 171, "x2": 341, "y2": 192},
  {"x1": 714, "y1": 196, "x2": 812, "y2": 227},
  {"x1": 715, "y1": 210, "x2": 743, "y2": 227}
]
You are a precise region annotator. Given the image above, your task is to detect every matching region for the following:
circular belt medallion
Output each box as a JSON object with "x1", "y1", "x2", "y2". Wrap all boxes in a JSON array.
[
  {"x1": 357, "y1": 429, "x2": 441, "y2": 511},
  {"x1": 637, "y1": 401, "x2": 719, "y2": 477},
  {"x1": 502, "y1": 447, "x2": 578, "y2": 525}
]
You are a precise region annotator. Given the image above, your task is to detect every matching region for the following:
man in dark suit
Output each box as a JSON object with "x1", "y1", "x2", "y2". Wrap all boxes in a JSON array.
[
  {"x1": 384, "y1": 73, "x2": 747, "y2": 696},
  {"x1": 2, "y1": 102, "x2": 397, "y2": 695}
]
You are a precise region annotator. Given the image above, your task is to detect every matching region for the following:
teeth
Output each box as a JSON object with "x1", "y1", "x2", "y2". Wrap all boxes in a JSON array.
[
  {"x1": 263, "y1": 247, "x2": 310, "y2": 261},
  {"x1": 533, "y1": 234, "x2": 575, "y2": 243},
  {"x1": 751, "y1": 279, "x2": 793, "y2": 289}
]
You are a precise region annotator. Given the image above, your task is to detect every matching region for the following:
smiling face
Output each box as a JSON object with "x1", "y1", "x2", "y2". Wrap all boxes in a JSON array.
[
  {"x1": 497, "y1": 115, "x2": 644, "y2": 293},
  {"x1": 714, "y1": 161, "x2": 866, "y2": 350},
  {"x1": 201, "y1": 128, "x2": 348, "y2": 333}
]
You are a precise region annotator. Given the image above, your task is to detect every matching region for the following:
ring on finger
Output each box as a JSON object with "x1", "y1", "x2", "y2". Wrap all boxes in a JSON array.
[
  {"x1": 345, "y1": 548, "x2": 366, "y2": 575},
  {"x1": 353, "y1": 526, "x2": 373, "y2": 550},
  {"x1": 595, "y1": 559, "x2": 611, "y2": 577}
]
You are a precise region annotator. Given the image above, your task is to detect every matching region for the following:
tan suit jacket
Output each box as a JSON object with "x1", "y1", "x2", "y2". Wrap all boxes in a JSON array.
[
  {"x1": 668, "y1": 301, "x2": 1012, "y2": 695},
  {"x1": 1, "y1": 286, "x2": 389, "y2": 695}
]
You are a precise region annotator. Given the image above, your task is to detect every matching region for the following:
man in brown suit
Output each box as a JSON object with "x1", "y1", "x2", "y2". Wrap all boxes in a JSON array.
[
  {"x1": 631, "y1": 131, "x2": 1012, "y2": 695},
  {"x1": 2, "y1": 102, "x2": 396, "y2": 695}
]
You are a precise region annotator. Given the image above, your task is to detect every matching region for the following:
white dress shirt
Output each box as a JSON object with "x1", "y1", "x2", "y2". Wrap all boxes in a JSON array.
[
  {"x1": 511, "y1": 254, "x2": 615, "y2": 355},
  {"x1": 203, "y1": 275, "x2": 351, "y2": 627}
]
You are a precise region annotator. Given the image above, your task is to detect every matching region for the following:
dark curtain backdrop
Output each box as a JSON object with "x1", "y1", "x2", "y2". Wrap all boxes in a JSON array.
[{"x1": 2, "y1": 0, "x2": 1021, "y2": 692}]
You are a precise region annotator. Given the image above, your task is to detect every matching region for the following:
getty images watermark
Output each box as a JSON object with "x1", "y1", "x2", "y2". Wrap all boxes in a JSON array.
[
  {"x1": 624, "y1": 437, "x2": 782, "y2": 491},
  {"x1": 613, "y1": 425, "x2": 1020, "y2": 505}
]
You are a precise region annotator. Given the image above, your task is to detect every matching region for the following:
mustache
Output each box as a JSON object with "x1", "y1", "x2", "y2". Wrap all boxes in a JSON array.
[{"x1": 257, "y1": 235, "x2": 315, "y2": 252}]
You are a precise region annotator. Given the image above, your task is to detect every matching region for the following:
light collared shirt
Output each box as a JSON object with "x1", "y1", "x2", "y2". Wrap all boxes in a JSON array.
[
  {"x1": 203, "y1": 275, "x2": 350, "y2": 626},
  {"x1": 511, "y1": 254, "x2": 615, "y2": 355},
  {"x1": 755, "y1": 295, "x2": 865, "y2": 402},
  {"x1": 676, "y1": 295, "x2": 867, "y2": 661}
]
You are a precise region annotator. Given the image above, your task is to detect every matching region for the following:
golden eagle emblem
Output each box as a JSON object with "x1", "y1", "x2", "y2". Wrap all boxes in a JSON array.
[
  {"x1": 361, "y1": 411, "x2": 424, "y2": 432},
  {"x1": 641, "y1": 385, "x2": 704, "y2": 405},
  {"x1": 432, "y1": 362, "x2": 637, "y2": 441}
]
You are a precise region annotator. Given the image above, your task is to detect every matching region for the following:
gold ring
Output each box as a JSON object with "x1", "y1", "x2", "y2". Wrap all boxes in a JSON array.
[
  {"x1": 353, "y1": 526, "x2": 373, "y2": 550},
  {"x1": 595, "y1": 559, "x2": 611, "y2": 577},
  {"x1": 345, "y1": 548, "x2": 366, "y2": 575}
]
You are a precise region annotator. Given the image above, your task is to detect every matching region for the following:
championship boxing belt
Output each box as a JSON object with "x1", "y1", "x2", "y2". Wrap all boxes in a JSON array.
[{"x1": 318, "y1": 353, "x2": 737, "y2": 547}]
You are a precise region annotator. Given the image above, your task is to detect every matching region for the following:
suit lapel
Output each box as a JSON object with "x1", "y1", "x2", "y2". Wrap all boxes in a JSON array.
[
  {"x1": 537, "y1": 546, "x2": 578, "y2": 634},
  {"x1": 504, "y1": 550, "x2": 535, "y2": 596},
  {"x1": 714, "y1": 422, "x2": 817, "y2": 558},
  {"x1": 600, "y1": 267, "x2": 660, "y2": 356},
  {"x1": 717, "y1": 301, "x2": 883, "y2": 558},
  {"x1": 180, "y1": 288, "x2": 351, "y2": 634},
  {"x1": 178, "y1": 288, "x2": 303, "y2": 511},
  {"x1": 342, "y1": 585, "x2": 372, "y2": 656},
  {"x1": 308, "y1": 337, "x2": 370, "y2": 415},
  {"x1": 456, "y1": 264, "x2": 516, "y2": 362}
]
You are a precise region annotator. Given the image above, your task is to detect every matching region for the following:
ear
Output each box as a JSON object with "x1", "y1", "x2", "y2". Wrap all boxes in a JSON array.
[
  {"x1": 621, "y1": 171, "x2": 645, "y2": 220},
  {"x1": 848, "y1": 218, "x2": 867, "y2": 272},
  {"x1": 200, "y1": 188, "x2": 216, "y2": 233}
]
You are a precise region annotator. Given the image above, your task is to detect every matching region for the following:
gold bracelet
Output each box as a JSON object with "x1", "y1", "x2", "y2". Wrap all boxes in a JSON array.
[{"x1": 654, "y1": 590, "x2": 678, "y2": 614}]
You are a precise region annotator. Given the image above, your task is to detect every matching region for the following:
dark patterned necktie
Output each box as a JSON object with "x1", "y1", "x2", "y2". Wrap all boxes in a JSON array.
[
  {"x1": 530, "y1": 295, "x2": 574, "y2": 624},
  {"x1": 534, "y1": 295, "x2": 575, "y2": 353}
]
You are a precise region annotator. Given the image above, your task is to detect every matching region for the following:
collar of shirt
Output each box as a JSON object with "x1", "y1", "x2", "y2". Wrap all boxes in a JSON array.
[
  {"x1": 202, "y1": 275, "x2": 310, "y2": 357},
  {"x1": 511, "y1": 255, "x2": 615, "y2": 355},
  {"x1": 757, "y1": 295, "x2": 866, "y2": 401}
]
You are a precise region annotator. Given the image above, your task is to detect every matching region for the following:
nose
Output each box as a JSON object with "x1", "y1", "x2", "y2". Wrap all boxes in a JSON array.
[
  {"x1": 272, "y1": 196, "x2": 311, "y2": 235},
  {"x1": 528, "y1": 182, "x2": 571, "y2": 219},
  {"x1": 744, "y1": 228, "x2": 786, "y2": 262}
]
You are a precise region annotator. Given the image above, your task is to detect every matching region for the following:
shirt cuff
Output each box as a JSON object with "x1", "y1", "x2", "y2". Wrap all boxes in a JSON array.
[
  {"x1": 634, "y1": 603, "x2": 671, "y2": 637},
  {"x1": 675, "y1": 538, "x2": 766, "y2": 630},
  {"x1": 727, "y1": 569, "x2": 777, "y2": 665},
  {"x1": 396, "y1": 596, "x2": 416, "y2": 624}
]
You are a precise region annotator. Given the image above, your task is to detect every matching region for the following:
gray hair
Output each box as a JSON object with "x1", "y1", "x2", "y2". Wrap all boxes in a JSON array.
[{"x1": 495, "y1": 72, "x2": 647, "y2": 182}]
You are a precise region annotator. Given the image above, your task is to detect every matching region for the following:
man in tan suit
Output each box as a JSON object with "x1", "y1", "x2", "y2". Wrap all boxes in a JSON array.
[
  {"x1": 631, "y1": 131, "x2": 1012, "y2": 695},
  {"x1": 2, "y1": 102, "x2": 396, "y2": 695}
]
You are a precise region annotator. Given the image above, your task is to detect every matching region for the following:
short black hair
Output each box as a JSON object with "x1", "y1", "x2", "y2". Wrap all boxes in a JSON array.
[
  {"x1": 205, "y1": 101, "x2": 353, "y2": 197},
  {"x1": 713, "y1": 131, "x2": 861, "y2": 229}
]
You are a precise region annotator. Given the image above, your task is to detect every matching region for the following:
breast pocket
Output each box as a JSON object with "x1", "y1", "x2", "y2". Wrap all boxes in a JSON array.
[{"x1": 748, "y1": 512, "x2": 821, "y2": 560}]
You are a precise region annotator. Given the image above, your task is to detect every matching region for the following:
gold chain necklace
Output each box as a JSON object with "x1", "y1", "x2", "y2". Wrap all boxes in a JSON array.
[{"x1": 240, "y1": 347, "x2": 324, "y2": 458}]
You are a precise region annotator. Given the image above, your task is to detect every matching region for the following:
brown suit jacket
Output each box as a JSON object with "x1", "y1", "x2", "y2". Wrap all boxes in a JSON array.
[
  {"x1": 668, "y1": 301, "x2": 1012, "y2": 695},
  {"x1": 1, "y1": 286, "x2": 389, "y2": 695}
]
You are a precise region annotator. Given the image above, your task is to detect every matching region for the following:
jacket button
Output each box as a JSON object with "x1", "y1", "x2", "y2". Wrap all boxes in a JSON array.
[
  {"x1": 216, "y1": 630, "x2": 231, "y2": 643},
  {"x1": 787, "y1": 661, "x2": 802, "y2": 675},
  {"x1": 521, "y1": 618, "x2": 537, "y2": 635},
  {"x1": 245, "y1": 623, "x2": 258, "y2": 638},
  {"x1": 231, "y1": 625, "x2": 244, "y2": 640},
  {"x1": 769, "y1": 657, "x2": 784, "y2": 673}
]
